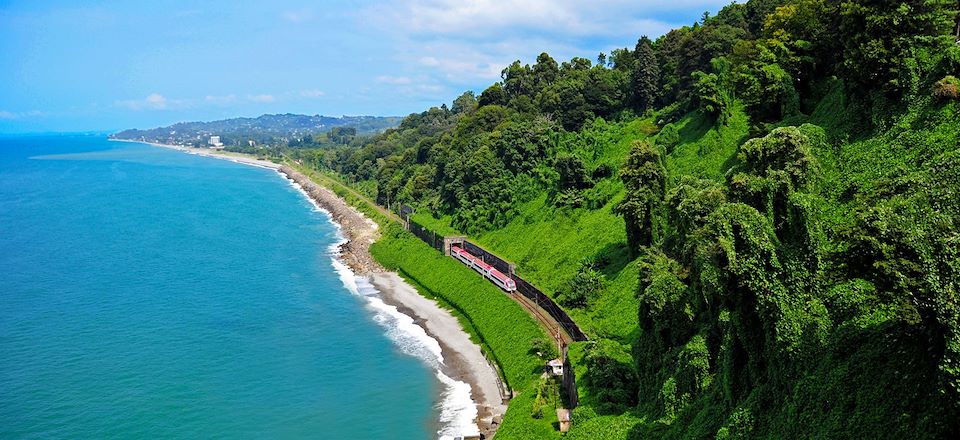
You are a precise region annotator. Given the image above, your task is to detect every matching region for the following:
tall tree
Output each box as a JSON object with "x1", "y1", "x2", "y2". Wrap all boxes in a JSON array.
[
  {"x1": 532, "y1": 52, "x2": 559, "y2": 91},
  {"x1": 616, "y1": 140, "x2": 666, "y2": 254},
  {"x1": 502, "y1": 60, "x2": 535, "y2": 98},
  {"x1": 478, "y1": 83, "x2": 508, "y2": 107},
  {"x1": 451, "y1": 91, "x2": 477, "y2": 114},
  {"x1": 838, "y1": 0, "x2": 955, "y2": 96},
  {"x1": 632, "y1": 36, "x2": 661, "y2": 111}
]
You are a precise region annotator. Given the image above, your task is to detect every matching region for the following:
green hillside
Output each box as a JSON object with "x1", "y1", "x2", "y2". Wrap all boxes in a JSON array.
[{"x1": 291, "y1": 0, "x2": 960, "y2": 437}]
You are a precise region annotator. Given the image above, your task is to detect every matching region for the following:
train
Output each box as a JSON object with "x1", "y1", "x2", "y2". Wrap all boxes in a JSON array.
[{"x1": 451, "y1": 245, "x2": 517, "y2": 292}]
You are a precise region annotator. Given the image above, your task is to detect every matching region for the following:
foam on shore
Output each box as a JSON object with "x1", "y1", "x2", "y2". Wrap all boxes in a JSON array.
[{"x1": 283, "y1": 172, "x2": 481, "y2": 439}]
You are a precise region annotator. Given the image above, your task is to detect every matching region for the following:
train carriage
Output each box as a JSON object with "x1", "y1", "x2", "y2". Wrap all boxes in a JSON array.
[
  {"x1": 488, "y1": 268, "x2": 517, "y2": 292},
  {"x1": 449, "y1": 245, "x2": 516, "y2": 292}
]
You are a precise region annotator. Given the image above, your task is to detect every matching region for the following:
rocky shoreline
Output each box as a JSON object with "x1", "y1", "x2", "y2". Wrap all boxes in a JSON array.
[{"x1": 279, "y1": 166, "x2": 384, "y2": 274}]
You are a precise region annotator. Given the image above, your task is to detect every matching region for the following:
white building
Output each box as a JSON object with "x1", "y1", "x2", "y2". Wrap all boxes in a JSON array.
[{"x1": 208, "y1": 136, "x2": 223, "y2": 147}]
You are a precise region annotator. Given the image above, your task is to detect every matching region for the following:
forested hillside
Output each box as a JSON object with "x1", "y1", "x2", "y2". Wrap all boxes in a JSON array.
[
  {"x1": 111, "y1": 113, "x2": 400, "y2": 149},
  {"x1": 291, "y1": 0, "x2": 960, "y2": 437}
]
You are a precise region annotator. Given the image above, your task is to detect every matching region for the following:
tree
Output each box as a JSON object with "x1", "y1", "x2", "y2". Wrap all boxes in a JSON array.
[
  {"x1": 478, "y1": 82, "x2": 508, "y2": 107},
  {"x1": 616, "y1": 140, "x2": 666, "y2": 254},
  {"x1": 656, "y1": 123, "x2": 680, "y2": 154},
  {"x1": 633, "y1": 36, "x2": 661, "y2": 111},
  {"x1": 558, "y1": 261, "x2": 605, "y2": 308},
  {"x1": 554, "y1": 153, "x2": 592, "y2": 191},
  {"x1": 692, "y1": 70, "x2": 727, "y2": 120},
  {"x1": 533, "y1": 52, "x2": 560, "y2": 92},
  {"x1": 451, "y1": 91, "x2": 477, "y2": 114},
  {"x1": 447, "y1": 145, "x2": 516, "y2": 233},
  {"x1": 562, "y1": 57, "x2": 593, "y2": 71},
  {"x1": 502, "y1": 60, "x2": 535, "y2": 98},
  {"x1": 838, "y1": 0, "x2": 956, "y2": 97},
  {"x1": 582, "y1": 340, "x2": 639, "y2": 412},
  {"x1": 729, "y1": 40, "x2": 800, "y2": 121},
  {"x1": 609, "y1": 47, "x2": 635, "y2": 71}
]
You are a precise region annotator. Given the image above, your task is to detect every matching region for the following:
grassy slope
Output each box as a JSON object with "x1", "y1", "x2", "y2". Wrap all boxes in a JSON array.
[
  {"x1": 369, "y1": 224, "x2": 547, "y2": 391},
  {"x1": 312, "y1": 92, "x2": 960, "y2": 437},
  {"x1": 665, "y1": 104, "x2": 749, "y2": 181},
  {"x1": 410, "y1": 108, "x2": 750, "y2": 340},
  {"x1": 410, "y1": 107, "x2": 756, "y2": 438},
  {"x1": 291, "y1": 166, "x2": 560, "y2": 436}
]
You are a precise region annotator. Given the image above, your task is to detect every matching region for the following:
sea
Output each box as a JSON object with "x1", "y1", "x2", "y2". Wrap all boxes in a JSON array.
[{"x1": 0, "y1": 134, "x2": 475, "y2": 439}]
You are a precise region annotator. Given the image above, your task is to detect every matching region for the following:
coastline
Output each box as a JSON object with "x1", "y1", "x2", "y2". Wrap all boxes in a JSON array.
[
  {"x1": 280, "y1": 165, "x2": 507, "y2": 439},
  {"x1": 128, "y1": 139, "x2": 506, "y2": 438},
  {"x1": 108, "y1": 138, "x2": 282, "y2": 170}
]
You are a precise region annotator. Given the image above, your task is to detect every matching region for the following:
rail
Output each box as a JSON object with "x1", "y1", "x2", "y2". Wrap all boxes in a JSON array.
[{"x1": 407, "y1": 220, "x2": 589, "y2": 343}]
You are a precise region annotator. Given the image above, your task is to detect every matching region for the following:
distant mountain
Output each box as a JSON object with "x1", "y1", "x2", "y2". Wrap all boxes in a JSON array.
[{"x1": 109, "y1": 113, "x2": 401, "y2": 147}]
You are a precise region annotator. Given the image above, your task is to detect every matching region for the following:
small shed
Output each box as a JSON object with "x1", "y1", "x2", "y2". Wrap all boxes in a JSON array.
[
  {"x1": 547, "y1": 358, "x2": 564, "y2": 376},
  {"x1": 556, "y1": 408, "x2": 571, "y2": 433}
]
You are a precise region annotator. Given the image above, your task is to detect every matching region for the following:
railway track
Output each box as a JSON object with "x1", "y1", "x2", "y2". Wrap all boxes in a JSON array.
[{"x1": 290, "y1": 160, "x2": 577, "y2": 349}]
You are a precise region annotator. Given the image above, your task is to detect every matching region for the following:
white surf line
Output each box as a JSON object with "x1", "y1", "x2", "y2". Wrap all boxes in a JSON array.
[{"x1": 282, "y1": 173, "x2": 481, "y2": 439}]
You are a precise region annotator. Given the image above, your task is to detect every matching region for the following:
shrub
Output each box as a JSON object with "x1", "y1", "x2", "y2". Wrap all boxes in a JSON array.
[
  {"x1": 530, "y1": 377, "x2": 560, "y2": 419},
  {"x1": 655, "y1": 123, "x2": 680, "y2": 154},
  {"x1": 530, "y1": 337, "x2": 558, "y2": 360},
  {"x1": 932, "y1": 75, "x2": 960, "y2": 101},
  {"x1": 583, "y1": 340, "x2": 639, "y2": 412},
  {"x1": 558, "y1": 261, "x2": 606, "y2": 308}
]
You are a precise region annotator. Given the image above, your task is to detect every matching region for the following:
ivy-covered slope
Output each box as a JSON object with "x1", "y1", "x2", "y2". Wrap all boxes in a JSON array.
[{"x1": 289, "y1": 0, "x2": 960, "y2": 437}]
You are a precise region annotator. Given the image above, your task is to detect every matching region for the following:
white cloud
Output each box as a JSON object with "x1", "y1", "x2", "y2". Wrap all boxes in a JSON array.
[
  {"x1": 355, "y1": 0, "x2": 719, "y2": 92},
  {"x1": 362, "y1": 0, "x2": 720, "y2": 38},
  {"x1": 204, "y1": 94, "x2": 237, "y2": 105},
  {"x1": 114, "y1": 93, "x2": 177, "y2": 111},
  {"x1": 300, "y1": 89, "x2": 326, "y2": 98},
  {"x1": 145, "y1": 93, "x2": 167, "y2": 108},
  {"x1": 417, "y1": 52, "x2": 504, "y2": 82},
  {"x1": 0, "y1": 111, "x2": 17, "y2": 120},
  {"x1": 247, "y1": 94, "x2": 276, "y2": 103}
]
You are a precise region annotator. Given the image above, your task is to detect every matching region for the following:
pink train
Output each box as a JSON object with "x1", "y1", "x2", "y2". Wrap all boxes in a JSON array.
[{"x1": 450, "y1": 246, "x2": 517, "y2": 292}]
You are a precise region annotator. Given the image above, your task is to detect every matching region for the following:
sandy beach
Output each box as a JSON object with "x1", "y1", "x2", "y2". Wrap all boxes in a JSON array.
[
  {"x1": 370, "y1": 273, "x2": 508, "y2": 435},
  {"x1": 125, "y1": 139, "x2": 508, "y2": 438},
  {"x1": 109, "y1": 139, "x2": 282, "y2": 170},
  {"x1": 280, "y1": 165, "x2": 508, "y2": 438}
]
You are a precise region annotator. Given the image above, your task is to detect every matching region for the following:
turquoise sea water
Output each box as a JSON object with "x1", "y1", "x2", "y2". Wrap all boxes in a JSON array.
[{"x1": 0, "y1": 135, "x2": 440, "y2": 439}]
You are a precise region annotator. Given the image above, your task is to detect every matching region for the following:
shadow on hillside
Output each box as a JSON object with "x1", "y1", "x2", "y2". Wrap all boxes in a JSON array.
[
  {"x1": 718, "y1": 128, "x2": 752, "y2": 175},
  {"x1": 592, "y1": 241, "x2": 633, "y2": 278},
  {"x1": 678, "y1": 113, "x2": 712, "y2": 147}
]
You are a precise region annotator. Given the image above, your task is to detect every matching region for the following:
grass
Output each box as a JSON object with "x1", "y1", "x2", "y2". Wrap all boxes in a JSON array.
[
  {"x1": 408, "y1": 169, "x2": 641, "y2": 345},
  {"x1": 293, "y1": 96, "x2": 960, "y2": 438},
  {"x1": 389, "y1": 109, "x2": 778, "y2": 438},
  {"x1": 289, "y1": 163, "x2": 561, "y2": 435},
  {"x1": 369, "y1": 223, "x2": 548, "y2": 391},
  {"x1": 497, "y1": 390, "x2": 564, "y2": 438},
  {"x1": 666, "y1": 105, "x2": 749, "y2": 182}
]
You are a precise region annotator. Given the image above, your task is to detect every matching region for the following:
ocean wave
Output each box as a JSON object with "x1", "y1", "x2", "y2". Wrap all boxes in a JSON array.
[{"x1": 281, "y1": 172, "x2": 480, "y2": 439}]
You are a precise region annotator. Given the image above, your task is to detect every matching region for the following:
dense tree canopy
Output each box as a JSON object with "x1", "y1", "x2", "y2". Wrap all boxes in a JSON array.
[{"x1": 287, "y1": 1, "x2": 960, "y2": 437}]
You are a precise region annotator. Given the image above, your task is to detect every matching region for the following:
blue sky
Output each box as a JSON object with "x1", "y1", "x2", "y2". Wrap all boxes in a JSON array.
[{"x1": 0, "y1": 0, "x2": 731, "y2": 133}]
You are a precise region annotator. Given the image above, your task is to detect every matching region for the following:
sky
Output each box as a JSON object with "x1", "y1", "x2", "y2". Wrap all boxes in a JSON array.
[{"x1": 0, "y1": 0, "x2": 731, "y2": 133}]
